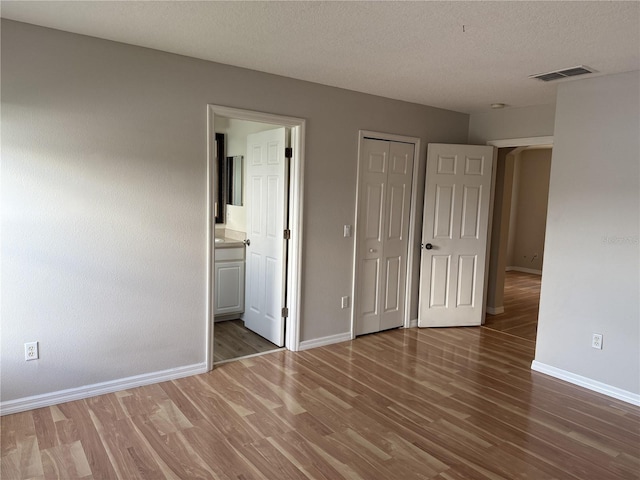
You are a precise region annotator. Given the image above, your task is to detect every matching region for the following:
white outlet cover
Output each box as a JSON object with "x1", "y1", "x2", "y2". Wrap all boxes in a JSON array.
[
  {"x1": 25, "y1": 341, "x2": 39, "y2": 360},
  {"x1": 592, "y1": 333, "x2": 603, "y2": 350}
]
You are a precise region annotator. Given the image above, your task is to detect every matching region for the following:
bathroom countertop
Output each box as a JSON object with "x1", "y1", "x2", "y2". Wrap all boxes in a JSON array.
[{"x1": 214, "y1": 237, "x2": 245, "y2": 248}]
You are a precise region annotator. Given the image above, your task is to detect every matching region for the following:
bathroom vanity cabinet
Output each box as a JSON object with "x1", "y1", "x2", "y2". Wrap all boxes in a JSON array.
[{"x1": 214, "y1": 244, "x2": 245, "y2": 316}]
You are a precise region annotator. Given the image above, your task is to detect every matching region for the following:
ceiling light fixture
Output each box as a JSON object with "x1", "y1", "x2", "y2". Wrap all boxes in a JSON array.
[{"x1": 490, "y1": 103, "x2": 506, "y2": 109}]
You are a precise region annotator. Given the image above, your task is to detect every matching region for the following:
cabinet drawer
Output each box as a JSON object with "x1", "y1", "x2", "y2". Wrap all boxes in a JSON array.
[{"x1": 214, "y1": 246, "x2": 245, "y2": 262}]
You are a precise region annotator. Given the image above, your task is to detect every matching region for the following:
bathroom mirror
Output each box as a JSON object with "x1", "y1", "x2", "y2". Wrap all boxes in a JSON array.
[
  {"x1": 214, "y1": 133, "x2": 225, "y2": 224},
  {"x1": 226, "y1": 155, "x2": 243, "y2": 206}
]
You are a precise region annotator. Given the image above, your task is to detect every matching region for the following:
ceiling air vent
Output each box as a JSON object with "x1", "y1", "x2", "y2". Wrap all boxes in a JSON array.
[{"x1": 529, "y1": 65, "x2": 597, "y2": 82}]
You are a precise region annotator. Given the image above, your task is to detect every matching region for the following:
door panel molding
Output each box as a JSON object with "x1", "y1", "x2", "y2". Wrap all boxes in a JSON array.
[
  {"x1": 418, "y1": 144, "x2": 496, "y2": 327},
  {"x1": 244, "y1": 128, "x2": 288, "y2": 347},
  {"x1": 351, "y1": 130, "x2": 421, "y2": 339}
]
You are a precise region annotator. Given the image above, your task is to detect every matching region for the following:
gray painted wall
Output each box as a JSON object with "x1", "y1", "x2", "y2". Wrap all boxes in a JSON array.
[
  {"x1": 470, "y1": 73, "x2": 639, "y2": 397},
  {"x1": 468, "y1": 104, "x2": 555, "y2": 144},
  {"x1": 535, "y1": 71, "x2": 639, "y2": 394},
  {"x1": 507, "y1": 149, "x2": 552, "y2": 271},
  {"x1": 1, "y1": 20, "x2": 469, "y2": 401}
]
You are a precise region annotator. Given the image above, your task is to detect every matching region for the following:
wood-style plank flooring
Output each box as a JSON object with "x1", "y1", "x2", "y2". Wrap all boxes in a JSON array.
[
  {"x1": 484, "y1": 271, "x2": 542, "y2": 342},
  {"x1": 214, "y1": 320, "x2": 279, "y2": 363},
  {"x1": 3, "y1": 326, "x2": 639, "y2": 479}
]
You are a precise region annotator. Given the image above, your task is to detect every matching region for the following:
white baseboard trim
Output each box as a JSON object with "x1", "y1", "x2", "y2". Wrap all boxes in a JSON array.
[
  {"x1": 409, "y1": 318, "x2": 418, "y2": 328},
  {"x1": 486, "y1": 306, "x2": 505, "y2": 315},
  {"x1": 298, "y1": 332, "x2": 352, "y2": 351},
  {"x1": 506, "y1": 266, "x2": 542, "y2": 275},
  {"x1": 531, "y1": 360, "x2": 640, "y2": 406},
  {"x1": 0, "y1": 363, "x2": 208, "y2": 416}
]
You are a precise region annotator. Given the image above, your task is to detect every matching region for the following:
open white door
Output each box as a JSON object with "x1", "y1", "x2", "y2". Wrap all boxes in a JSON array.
[
  {"x1": 244, "y1": 128, "x2": 289, "y2": 346},
  {"x1": 418, "y1": 144, "x2": 496, "y2": 327}
]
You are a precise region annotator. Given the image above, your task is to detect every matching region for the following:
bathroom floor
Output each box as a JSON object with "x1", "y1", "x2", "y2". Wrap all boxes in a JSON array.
[{"x1": 213, "y1": 319, "x2": 280, "y2": 363}]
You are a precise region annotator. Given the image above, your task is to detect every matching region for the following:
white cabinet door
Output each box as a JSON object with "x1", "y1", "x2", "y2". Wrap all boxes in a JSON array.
[
  {"x1": 214, "y1": 261, "x2": 245, "y2": 315},
  {"x1": 244, "y1": 128, "x2": 289, "y2": 346},
  {"x1": 418, "y1": 144, "x2": 495, "y2": 327},
  {"x1": 355, "y1": 138, "x2": 414, "y2": 335}
]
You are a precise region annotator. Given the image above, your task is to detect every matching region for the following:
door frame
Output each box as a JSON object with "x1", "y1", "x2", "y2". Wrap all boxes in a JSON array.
[
  {"x1": 485, "y1": 135, "x2": 553, "y2": 317},
  {"x1": 487, "y1": 136, "x2": 554, "y2": 149},
  {"x1": 206, "y1": 105, "x2": 306, "y2": 369},
  {"x1": 350, "y1": 130, "x2": 421, "y2": 339}
]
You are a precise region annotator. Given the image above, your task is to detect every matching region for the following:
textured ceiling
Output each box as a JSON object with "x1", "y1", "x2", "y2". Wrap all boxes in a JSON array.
[{"x1": 2, "y1": 1, "x2": 638, "y2": 113}]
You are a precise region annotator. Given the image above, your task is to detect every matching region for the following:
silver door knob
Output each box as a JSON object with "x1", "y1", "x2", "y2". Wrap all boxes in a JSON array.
[
  {"x1": 369, "y1": 248, "x2": 376, "y2": 253},
  {"x1": 424, "y1": 243, "x2": 433, "y2": 250},
  {"x1": 244, "y1": 239, "x2": 251, "y2": 246}
]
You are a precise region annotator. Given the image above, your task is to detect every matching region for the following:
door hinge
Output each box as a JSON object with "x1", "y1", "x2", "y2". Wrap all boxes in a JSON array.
[
  {"x1": 285, "y1": 147, "x2": 293, "y2": 158},
  {"x1": 281, "y1": 307, "x2": 289, "y2": 318},
  {"x1": 284, "y1": 229, "x2": 291, "y2": 240}
]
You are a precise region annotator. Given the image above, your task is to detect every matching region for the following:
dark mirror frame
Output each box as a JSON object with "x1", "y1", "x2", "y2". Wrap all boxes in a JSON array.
[
  {"x1": 226, "y1": 155, "x2": 243, "y2": 206},
  {"x1": 215, "y1": 133, "x2": 225, "y2": 224}
]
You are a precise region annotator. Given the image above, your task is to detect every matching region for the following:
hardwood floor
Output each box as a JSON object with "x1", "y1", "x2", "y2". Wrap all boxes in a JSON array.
[
  {"x1": 3, "y1": 326, "x2": 639, "y2": 479},
  {"x1": 484, "y1": 270, "x2": 542, "y2": 342},
  {"x1": 214, "y1": 319, "x2": 279, "y2": 363}
]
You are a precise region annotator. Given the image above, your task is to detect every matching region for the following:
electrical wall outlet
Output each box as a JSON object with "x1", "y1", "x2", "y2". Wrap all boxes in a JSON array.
[
  {"x1": 341, "y1": 296, "x2": 350, "y2": 309},
  {"x1": 343, "y1": 225, "x2": 352, "y2": 238},
  {"x1": 592, "y1": 333, "x2": 603, "y2": 350},
  {"x1": 25, "y1": 341, "x2": 39, "y2": 361}
]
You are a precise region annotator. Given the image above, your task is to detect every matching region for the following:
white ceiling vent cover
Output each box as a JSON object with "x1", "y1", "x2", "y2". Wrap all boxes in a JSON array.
[{"x1": 529, "y1": 65, "x2": 597, "y2": 82}]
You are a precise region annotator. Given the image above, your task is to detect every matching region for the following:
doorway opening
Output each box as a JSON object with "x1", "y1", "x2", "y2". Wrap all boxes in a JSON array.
[
  {"x1": 484, "y1": 137, "x2": 553, "y2": 343},
  {"x1": 206, "y1": 105, "x2": 306, "y2": 369}
]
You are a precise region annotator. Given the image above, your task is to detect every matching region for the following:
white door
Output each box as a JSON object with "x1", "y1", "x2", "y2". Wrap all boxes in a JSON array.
[
  {"x1": 244, "y1": 128, "x2": 289, "y2": 346},
  {"x1": 418, "y1": 144, "x2": 496, "y2": 327},
  {"x1": 356, "y1": 138, "x2": 415, "y2": 335}
]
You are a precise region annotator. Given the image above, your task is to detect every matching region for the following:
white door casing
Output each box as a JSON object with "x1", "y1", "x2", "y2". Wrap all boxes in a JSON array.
[
  {"x1": 355, "y1": 138, "x2": 415, "y2": 335},
  {"x1": 244, "y1": 128, "x2": 289, "y2": 346},
  {"x1": 418, "y1": 143, "x2": 496, "y2": 327},
  {"x1": 207, "y1": 105, "x2": 305, "y2": 370}
]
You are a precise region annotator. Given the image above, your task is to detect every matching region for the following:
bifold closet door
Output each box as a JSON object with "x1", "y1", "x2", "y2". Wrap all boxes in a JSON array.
[{"x1": 355, "y1": 138, "x2": 414, "y2": 335}]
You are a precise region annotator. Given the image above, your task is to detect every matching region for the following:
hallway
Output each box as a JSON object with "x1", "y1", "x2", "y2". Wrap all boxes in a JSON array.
[{"x1": 483, "y1": 271, "x2": 541, "y2": 342}]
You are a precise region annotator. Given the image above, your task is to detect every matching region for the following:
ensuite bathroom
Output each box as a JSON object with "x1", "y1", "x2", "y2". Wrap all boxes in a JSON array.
[{"x1": 212, "y1": 116, "x2": 287, "y2": 363}]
